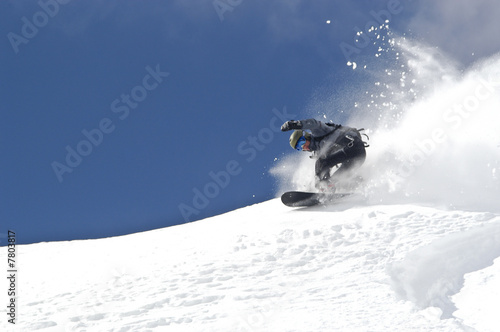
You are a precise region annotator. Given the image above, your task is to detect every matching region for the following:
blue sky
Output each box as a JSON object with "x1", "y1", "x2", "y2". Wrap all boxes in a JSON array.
[{"x1": 1, "y1": 0, "x2": 498, "y2": 244}]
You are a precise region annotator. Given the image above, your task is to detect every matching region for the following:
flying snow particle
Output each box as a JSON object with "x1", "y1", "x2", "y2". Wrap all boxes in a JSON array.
[{"x1": 346, "y1": 61, "x2": 357, "y2": 70}]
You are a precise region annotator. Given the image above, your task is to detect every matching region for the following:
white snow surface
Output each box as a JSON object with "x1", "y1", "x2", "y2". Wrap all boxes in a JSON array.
[
  {"x1": 2, "y1": 200, "x2": 500, "y2": 331},
  {"x1": 4, "y1": 31, "x2": 500, "y2": 332}
]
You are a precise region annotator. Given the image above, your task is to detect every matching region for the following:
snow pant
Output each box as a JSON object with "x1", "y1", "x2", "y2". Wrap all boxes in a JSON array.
[{"x1": 315, "y1": 136, "x2": 366, "y2": 185}]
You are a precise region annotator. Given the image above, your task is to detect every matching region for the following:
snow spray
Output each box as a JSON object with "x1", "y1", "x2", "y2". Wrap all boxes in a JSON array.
[{"x1": 272, "y1": 30, "x2": 500, "y2": 212}]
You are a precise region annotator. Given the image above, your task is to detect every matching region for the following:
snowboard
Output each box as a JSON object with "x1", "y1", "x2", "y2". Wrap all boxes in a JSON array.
[{"x1": 281, "y1": 191, "x2": 354, "y2": 207}]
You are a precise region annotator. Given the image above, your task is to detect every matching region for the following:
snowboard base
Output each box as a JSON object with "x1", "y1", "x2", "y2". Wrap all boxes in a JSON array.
[{"x1": 281, "y1": 191, "x2": 354, "y2": 207}]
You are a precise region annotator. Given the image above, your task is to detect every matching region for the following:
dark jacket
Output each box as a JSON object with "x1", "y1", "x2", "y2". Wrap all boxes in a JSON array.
[{"x1": 300, "y1": 119, "x2": 363, "y2": 158}]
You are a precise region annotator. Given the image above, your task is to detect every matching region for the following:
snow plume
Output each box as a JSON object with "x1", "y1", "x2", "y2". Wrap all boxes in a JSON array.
[
  {"x1": 271, "y1": 152, "x2": 318, "y2": 192},
  {"x1": 272, "y1": 35, "x2": 500, "y2": 212},
  {"x1": 360, "y1": 39, "x2": 500, "y2": 212}
]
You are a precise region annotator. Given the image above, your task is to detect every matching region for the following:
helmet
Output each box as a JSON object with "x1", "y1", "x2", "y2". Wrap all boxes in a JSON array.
[{"x1": 289, "y1": 130, "x2": 311, "y2": 150}]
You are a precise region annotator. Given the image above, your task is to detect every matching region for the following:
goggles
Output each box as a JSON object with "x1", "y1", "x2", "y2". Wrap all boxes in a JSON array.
[{"x1": 295, "y1": 136, "x2": 307, "y2": 151}]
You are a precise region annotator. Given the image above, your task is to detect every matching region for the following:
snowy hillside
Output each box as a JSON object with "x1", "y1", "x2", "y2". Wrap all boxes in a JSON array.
[
  {"x1": 4, "y1": 18, "x2": 500, "y2": 332},
  {"x1": 2, "y1": 199, "x2": 500, "y2": 331}
]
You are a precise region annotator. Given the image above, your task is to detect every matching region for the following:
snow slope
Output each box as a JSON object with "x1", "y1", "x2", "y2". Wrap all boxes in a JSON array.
[
  {"x1": 2, "y1": 199, "x2": 500, "y2": 331},
  {"x1": 4, "y1": 23, "x2": 500, "y2": 332}
]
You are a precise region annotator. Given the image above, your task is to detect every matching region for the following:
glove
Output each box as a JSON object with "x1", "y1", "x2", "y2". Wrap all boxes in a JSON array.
[{"x1": 281, "y1": 120, "x2": 302, "y2": 132}]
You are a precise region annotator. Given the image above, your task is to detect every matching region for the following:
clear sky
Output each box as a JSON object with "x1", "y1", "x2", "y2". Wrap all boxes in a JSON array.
[{"x1": 2, "y1": 0, "x2": 499, "y2": 244}]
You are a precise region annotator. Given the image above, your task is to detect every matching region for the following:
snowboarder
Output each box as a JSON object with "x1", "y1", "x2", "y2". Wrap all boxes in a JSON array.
[{"x1": 281, "y1": 119, "x2": 367, "y2": 191}]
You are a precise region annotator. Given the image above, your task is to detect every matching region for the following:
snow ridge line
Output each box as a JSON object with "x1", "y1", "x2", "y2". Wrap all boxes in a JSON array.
[{"x1": 388, "y1": 221, "x2": 500, "y2": 318}]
